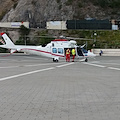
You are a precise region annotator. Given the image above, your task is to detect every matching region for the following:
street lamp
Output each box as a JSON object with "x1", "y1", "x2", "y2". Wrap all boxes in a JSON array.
[
  {"x1": 94, "y1": 32, "x2": 97, "y2": 42},
  {"x1": 92, "y1": 32, "x2": 97, "y2": 48}
]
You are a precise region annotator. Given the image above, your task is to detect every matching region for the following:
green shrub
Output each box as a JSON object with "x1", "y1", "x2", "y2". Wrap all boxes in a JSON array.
[
  {"x1": 13, "y1": 2, "x2": 18, "y2": 9},
  {"x1": 19, "y1": 25, "x2": 30, "y2": 36},
  {"x1": 91, "y1": 0, "x2": 120, "y2": 8},
  {"x1": 65, "y1": 0, "x2": 73, "y2": 6},
  {"x1": 56, "y1": 0, "x2": 61, "y2": 3}
]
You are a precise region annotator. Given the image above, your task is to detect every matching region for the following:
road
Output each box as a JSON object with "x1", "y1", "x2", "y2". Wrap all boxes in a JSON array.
[{"x1": 0, "y1": 54, "x2": 120, "y2": 120}]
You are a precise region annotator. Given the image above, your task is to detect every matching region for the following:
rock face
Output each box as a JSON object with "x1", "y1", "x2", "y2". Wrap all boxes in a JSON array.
[
  {"x1": 0, "y1": 0, "x2": 120, "y2": 27},
  {"x1": 1, "y1": 0, "x2": 73, "y2": 27}
]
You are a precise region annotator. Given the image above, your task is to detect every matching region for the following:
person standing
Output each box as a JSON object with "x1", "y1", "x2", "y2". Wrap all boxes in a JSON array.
[
  {"x1": 72, "y1": 48, "x2": 76, "y2": 62},
  {"x1": 99, "y1": 50, "x2": 103, "y2": 56},
  {"x1": 66, "y1": 48, "x2": 70, "y2": 62}
]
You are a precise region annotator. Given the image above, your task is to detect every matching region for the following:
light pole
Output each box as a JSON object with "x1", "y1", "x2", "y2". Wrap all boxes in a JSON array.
[
  {"x1": 93, "y1": 32, "x2": 97, "y2": 48},
  {"x1": 94, "y1": 32, "x2": 97, "y2": 42}
]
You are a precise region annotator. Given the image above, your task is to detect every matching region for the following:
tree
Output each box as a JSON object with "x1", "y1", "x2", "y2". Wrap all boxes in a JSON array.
[{"x1": 19, "y1": 25, "x2": 30, "y2": 36}]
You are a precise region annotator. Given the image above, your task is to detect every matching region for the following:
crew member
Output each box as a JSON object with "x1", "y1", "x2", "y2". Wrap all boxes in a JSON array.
[
  {"x1": 66, "y1": 48, "x2": 70, "y2": 62},
  {"x1": 99, "y1": 50, "x2": 103, "y2": 56},
  {"x1": 72, "y1": 48, "x2": 76, "y2": 62}
]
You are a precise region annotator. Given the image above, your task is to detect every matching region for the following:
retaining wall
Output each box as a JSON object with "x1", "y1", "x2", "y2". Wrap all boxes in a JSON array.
[{"x1": 93, "y1": 49, "x2": 120, "y2": 56}]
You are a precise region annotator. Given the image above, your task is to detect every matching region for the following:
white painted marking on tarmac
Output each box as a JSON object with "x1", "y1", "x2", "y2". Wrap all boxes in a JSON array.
[
  {"x1": 0, "y1": 62, "x2": 74, "y2": 81},
  {"x1": 108, "y1": 67, "x2": 120, "y2": 71},
  {"x1": 94, "y1": 62, "x2": 120, "y2": 66},
  {"x1": 0, "y1": 67, "x2": 54, "y2": 81},
  {"x1": 0, "y1": 62, "x2": 66, "y2": 69},
  {"x1": 56, "y1": 62, "x2": 74, "y2": 68},
  {"x1": 25, "y1": 62, "x2": 66, "y2": 67},
  {"x1": 0, "y1": 66, "x2": 19, "y2": 69},
  {"x1": 83, "y1": 62, "x2": 120, "y2": 71},
  {"x1": 83, "y1": 63, "x2": 106, "y2": 68}
]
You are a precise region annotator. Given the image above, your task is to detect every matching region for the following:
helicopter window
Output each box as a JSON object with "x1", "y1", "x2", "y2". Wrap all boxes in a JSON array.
[
  {"x1": 52, "y1": 48, "x2": 57, "y2": 53},
  {"x1": 81, "y1": 48, "x2": 88, "y2": 53},
  {"x1": 52, "y1": 43, "x2": 54, "y2": 47},
  {"x1": 58, "y1": 48, "x2": 63, "y2": 54}
]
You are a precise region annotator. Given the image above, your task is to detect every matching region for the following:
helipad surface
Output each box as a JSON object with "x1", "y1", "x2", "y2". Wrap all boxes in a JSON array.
[{"x1": 0, "y1": 54, "x2": 120, "y2": 120}]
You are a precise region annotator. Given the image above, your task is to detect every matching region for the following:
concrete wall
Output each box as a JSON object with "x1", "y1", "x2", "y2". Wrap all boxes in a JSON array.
[
  {"x1": 93, "y1": 49, "x2": 120, "y2": 56},
  {"x1": 0, "y1": 22, "x2": 29, "y2": 28},
  {"x1": 46, "y1": 21, "x2": 67, "y2": 30}
]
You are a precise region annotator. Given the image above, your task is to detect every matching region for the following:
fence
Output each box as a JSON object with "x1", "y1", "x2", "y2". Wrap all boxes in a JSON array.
[{"x1": 66, "y1": 20, "x2": 112, "y2": 30}]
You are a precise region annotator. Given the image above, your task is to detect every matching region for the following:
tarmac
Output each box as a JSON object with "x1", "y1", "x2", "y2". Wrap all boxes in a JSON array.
[{"x1": 0, "y1": 53, "x2": 120, "y2": 120}]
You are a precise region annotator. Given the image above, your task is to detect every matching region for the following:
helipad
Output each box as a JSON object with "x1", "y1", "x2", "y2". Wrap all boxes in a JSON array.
[{"x1": 0, "y1": 54, "x2": 120, "y2": 120}]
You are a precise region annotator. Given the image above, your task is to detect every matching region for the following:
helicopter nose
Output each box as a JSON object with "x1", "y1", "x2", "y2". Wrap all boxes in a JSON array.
[{"x1": 88, "y1": 51, "x2": 96, "y2": 57}]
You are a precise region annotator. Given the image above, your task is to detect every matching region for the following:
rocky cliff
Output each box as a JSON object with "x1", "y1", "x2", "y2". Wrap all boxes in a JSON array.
[
  {"x1": 0, "y1": 0, "x2": 120, "y2": 27},
  {"x1": 1, "y1": 0, "x2": 73, "y2": 27}
]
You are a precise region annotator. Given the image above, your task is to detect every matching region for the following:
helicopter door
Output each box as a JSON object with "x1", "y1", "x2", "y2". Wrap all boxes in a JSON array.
[
  {"x1": 58, "y1": 48, "x2": 64, "y2": 55},
  {"x1": 77, "y1": 47, "x2": 84, "y2": 56}
]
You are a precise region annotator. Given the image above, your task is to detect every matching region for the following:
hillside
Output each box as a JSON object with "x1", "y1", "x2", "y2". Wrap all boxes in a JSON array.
[
  {"x1": 0, "y1": 0, "x2": 18, "y2": 20},
  {"x1": 0, "y1": 0, "x2": 120, "y2": 50},
  {"x1": 0, "y1": 0, "x2": 120, "y2": 27}
]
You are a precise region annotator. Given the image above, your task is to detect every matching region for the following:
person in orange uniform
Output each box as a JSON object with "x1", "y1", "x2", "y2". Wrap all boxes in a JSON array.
[
  {"x1": 66, "y1": 48, "x2": 70, "y2": 62},
  {"x1": 72, "y1": 48, "x2": 76, "y2": 62}
]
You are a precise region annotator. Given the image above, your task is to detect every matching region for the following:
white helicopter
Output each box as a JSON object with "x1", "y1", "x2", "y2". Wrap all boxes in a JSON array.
[{"x1": 0, "y1": 33, "x2": 95, "y2": 62}]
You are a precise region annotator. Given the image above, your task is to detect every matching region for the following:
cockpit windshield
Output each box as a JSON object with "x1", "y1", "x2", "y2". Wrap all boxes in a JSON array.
[
  {"x1": 81, "y1": 48, "x2": 88, "y2": 53},
  {"x1": 77, "y1": 47, "x2": 84, "y2": 56}
]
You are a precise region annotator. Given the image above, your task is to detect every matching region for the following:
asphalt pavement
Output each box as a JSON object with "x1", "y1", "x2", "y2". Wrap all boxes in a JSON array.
[{"x1": 0, "y1": 54, "x2": 120, "y2": 120}]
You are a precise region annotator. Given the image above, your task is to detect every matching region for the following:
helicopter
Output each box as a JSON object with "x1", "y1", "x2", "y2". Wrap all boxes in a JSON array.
[{"x1": 0, "y1": 33, "x2": 96, "y2": 62}]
